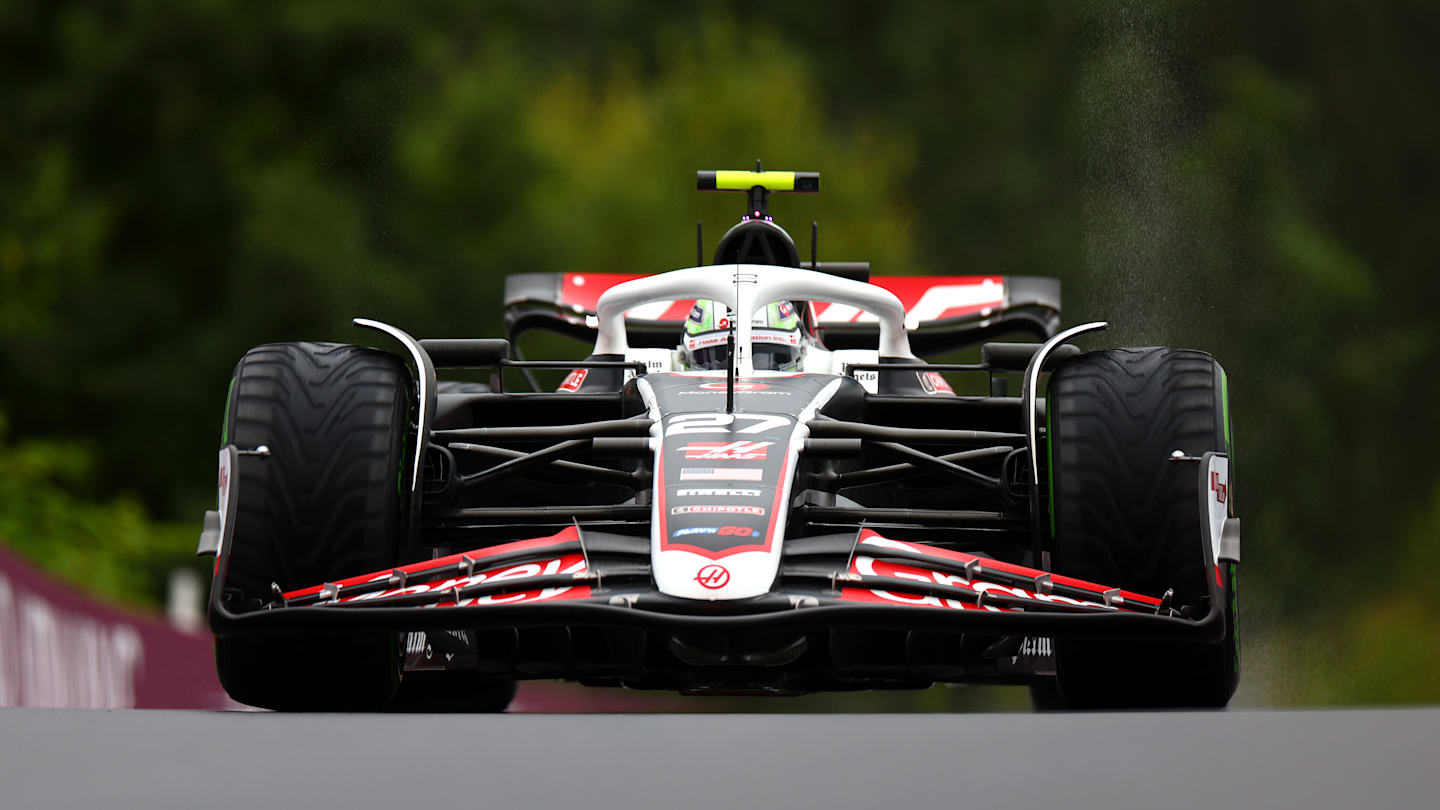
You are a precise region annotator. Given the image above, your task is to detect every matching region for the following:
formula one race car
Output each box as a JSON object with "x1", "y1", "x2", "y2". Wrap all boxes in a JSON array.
[{"x1": 200, "y1": 166, "x2": 1241, "y2": 711}]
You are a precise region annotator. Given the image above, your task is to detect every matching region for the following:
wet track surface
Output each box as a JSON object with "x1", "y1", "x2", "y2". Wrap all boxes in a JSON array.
[{"x1": 2, "y1": 708, "x2": 1434, "y2": 809}]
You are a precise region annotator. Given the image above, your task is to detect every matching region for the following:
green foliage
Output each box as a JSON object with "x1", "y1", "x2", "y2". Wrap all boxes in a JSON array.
[
  {"x1": 0, "y1": 146, "x2": 112, "y2": 339},
  {"x1": 393, "y1": 17, "x2": 917, "y2": 288},
  {"x1": 1258, "y1": 481, "x2": 1440, "y2": 705},
  {"x1": 0, "y1": 411, "x2": 193, "y2": 607}
]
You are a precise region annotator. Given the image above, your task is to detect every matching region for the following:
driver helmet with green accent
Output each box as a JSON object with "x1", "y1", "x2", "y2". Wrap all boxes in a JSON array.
[{"x1": 679, "y1": 299, "x2": 809, "y2": 371}]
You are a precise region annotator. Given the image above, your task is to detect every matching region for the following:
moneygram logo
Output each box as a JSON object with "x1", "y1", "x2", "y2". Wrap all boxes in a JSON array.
[
  {"x1": 679, "y1": 441, "x2": 771, "y2": 460},
  {"x1": 699, "y1": 381, "x2": 769, "y2": 391},
  {"x1": 670, "y1": 505, "x2": 765, "y2": 516}
]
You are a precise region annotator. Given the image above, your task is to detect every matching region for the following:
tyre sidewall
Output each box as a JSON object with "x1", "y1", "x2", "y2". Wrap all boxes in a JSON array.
[{"x1": 1048, "y1": 348, "x2": 1238, "y2": 709}]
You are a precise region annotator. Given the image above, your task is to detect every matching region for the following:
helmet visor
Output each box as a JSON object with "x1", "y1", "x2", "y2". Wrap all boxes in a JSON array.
[
  {"x1": 752, "y1": 343, "x2": 801, "y2": 371},
  {"x1": 687, "y1": 343, "x2": 731, "y2": 371}
]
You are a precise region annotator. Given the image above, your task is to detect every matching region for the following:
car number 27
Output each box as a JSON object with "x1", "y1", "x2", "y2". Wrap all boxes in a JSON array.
[{"x1": 667, "y1": 413, "x2": 791, "y2": 436}]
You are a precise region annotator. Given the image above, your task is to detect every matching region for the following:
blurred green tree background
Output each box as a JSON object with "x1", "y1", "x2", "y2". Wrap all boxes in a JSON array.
[{"x1": 1, "y1": 0, "x2": 1436, "y2": 706}]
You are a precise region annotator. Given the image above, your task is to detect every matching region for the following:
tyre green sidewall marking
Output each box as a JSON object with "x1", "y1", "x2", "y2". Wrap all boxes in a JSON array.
[
  {"x1": 221, "y1": 375, "x2": 236, "y2": 445},
  {"x1": 1219, "y1": 363, "x2": 1239, "y2": 675},
  {"x1": 397, "y1": 432, "x2": 408, "y2": 496},
  {"x1": 1220, "y1": 365, "x2": 1233, "y2": 458},
  {"x1": 1046, "y1": 392, "x2": 1056, "y2": 539}
]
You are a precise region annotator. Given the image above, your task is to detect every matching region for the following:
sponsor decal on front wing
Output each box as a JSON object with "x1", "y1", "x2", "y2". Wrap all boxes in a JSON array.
[
  {"x1": 337, "y1": 554, "x2": 590, "y2": 607},
  {"x1": 840, "y1": 555, "x2": 1110, "y2": 612}
]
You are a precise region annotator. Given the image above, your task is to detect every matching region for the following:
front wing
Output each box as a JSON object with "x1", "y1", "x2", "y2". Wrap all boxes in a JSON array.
[{"x1": 209, "y1": 524, "x2": 1225, "y2": 645}]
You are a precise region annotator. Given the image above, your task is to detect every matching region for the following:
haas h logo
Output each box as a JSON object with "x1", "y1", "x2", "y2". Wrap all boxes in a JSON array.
[
  {"x1": 1211, "y1": 471, "x2": 1228, "y2": 504},
  {"x1": 694, "y1": 564, "x2": 731, "y2": 589},
  {"x1": 680, "y1": 441, "x2": 771, "y2": 460}
]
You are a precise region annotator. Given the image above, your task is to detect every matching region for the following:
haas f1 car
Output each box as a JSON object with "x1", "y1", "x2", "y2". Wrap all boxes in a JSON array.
[{"x1": 201, "y1": 168, "x2": 1241, "y2": 711}]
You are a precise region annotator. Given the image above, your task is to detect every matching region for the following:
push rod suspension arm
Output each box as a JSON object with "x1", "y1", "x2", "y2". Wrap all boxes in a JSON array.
[
  {"x1": 456, "y1": 439, "x2": 592, "y2": 490},
  {"x1": 821, "y1": 445, "x2": 1014, "y2": 489},
  {"x1": 450, "y1": 442, "x2": 644, "y2": 488},
  {"x1": 427, "y1": 505, "x2": 650, "y2": 524},
  {"x1": 808, "y1": 418, "x2": 1023, "y2": 445},
  {"x1": 799, "y1": 505, "x2": 1027, "y2": 529},
  {"x1": 436, "y1": 418, "x2": 653, "y2": 442},
  {"x1": 863, "y1": 440, "x2": 1002, "y2": 492}
]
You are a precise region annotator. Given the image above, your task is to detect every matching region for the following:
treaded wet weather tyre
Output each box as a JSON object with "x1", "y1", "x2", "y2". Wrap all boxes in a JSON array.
[
  {"x1": 1046, "y1": 347, "x2": 1238, "y2": 709},
  {"x1": 215, "y1": 342, "x2": 411, "y2": 711}
]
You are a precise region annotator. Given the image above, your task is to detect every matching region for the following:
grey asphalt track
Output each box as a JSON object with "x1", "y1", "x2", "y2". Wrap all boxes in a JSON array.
[{"x1": 1, "y1": 708, "x2": 1434, "y2": 809}]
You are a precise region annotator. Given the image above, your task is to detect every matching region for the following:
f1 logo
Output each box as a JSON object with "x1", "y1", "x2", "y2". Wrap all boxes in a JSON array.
[
  {"x1": 1210, "y1": 471, "x2": 1228, "y2": 504},
  {"x1": 694, "y1": 564, "x2": 730, "y2": 589}
]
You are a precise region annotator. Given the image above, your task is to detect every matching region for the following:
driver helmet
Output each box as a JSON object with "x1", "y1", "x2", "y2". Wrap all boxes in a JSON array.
[{"x1": 679, "y1": 299, "x2": 809, "y2": 372}]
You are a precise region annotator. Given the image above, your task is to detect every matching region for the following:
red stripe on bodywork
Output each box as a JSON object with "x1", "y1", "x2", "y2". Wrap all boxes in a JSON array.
[
  {"x1": 562, "y1": 273, "x2": 694, "y2": 321},
  {"x1": 856, "y1": 529, "x2": 1163, "y2": 606},
  {"x1": 283, "y1": 526, "x2": 580, "y2": 599},
  {"x1": 562, "y1": 273, "x2": 646, "y2": 311},
  {"x1": 656, "y1": 300, "x2": 695, "y2": 320},
  {"x1": 867, "y1": 275, "x2": 1005, "y2": 312},
  {"x1": 839, "y1": 585, "x2": 1007, "y2": 612}
]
